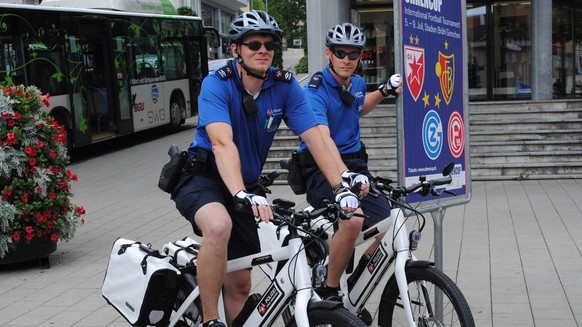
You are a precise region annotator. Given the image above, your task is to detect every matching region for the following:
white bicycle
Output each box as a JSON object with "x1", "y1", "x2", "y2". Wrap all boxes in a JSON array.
[
  {"x1": 162, "y1": 197, "x2": 368, "y2": 327},
  {"x1": 268, "y1": 163, "x2": 475, "y2": 327}
]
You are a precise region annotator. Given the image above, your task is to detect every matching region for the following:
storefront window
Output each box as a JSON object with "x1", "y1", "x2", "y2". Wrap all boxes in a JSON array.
[
  {"x1": 201, "y1": 4, "x2": 213, "y2": 27},
  {"x1": 492, "y1": 2, "x2": 531, "y2": 99},
  {"x1": 467, "y1": 4, "x2": 488, "y2": 100},
  {"x1": 352, "y1": 8, "x2": 395, "y2": 92},
  {"x1": 552, "y1": 5, "x2": 582, "y2": 98}
]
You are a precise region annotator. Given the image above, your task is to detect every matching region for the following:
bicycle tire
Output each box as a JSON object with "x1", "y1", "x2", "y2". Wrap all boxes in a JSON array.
[
  {"x1": 378, "y1": 266, "x2": 475, "y2": 327},
  {"x1": 286, "y1": 307, "x2": 369, "y2": 327}
]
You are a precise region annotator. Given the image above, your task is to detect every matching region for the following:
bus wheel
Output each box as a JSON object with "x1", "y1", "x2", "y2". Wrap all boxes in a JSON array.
[{"x1": 168, "y1": 98, "x2": 183, "y2": 132}]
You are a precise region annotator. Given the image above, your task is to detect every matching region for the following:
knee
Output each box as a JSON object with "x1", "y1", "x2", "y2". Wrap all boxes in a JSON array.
[
  {"x1": 198, "y1": 215, "x2": 232, "y2": 243},
  {"x1": 339, "y1": 217, "x2": 364, "y2": 238}
]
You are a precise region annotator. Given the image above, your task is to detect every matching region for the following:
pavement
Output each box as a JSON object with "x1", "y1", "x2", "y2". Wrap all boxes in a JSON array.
[{"x1": 1, "y1": 118, "x2": 582, "y2": 326}]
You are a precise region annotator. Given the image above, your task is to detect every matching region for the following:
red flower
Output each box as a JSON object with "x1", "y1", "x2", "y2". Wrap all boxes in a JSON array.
[
  {"x1": 13, "y1": 233, "x2": 21, "y2": 241},
  {"x1": 36, "y1": 140, "x2": 44, "y2": 148},
  {"x1": 4, "y1": 87, "x2": 12, "y2": 95},
  {"x1": 14, "y1": 112, "x2": 21, "y2": 120},
  {"x1": 6, "y1": 132, "x2": 17, "y2": 145},
  {"x1": 42, "y1": 96, "x2": 50, "y2": 107},
  {"x1": 66, "y1": 170, "x2": 78, "y2": 181},
  {"x1": 7, "y1": 120, "x2": 15, "y2": 127},
  {"x1": 49, "y1": 192, "x2": 57, "y2": 199},
  {"x1": 15, "y1": 88, "x2": 23, "y2": 96},
  {"x1": 35, "y1": 186, "x2": 42, "y2": 194},
  {"x1": 21, "y1": 193, "x2": 28, "y2": 203},
  {"x1": 25, "y1": 146, "x2": 37, "y2": 156},
  {"x1": 75, "y1": 206, "x2": 86, "y2": 215},
  {"x1": 25, "y1": 226, "x2": 33, "y2": 234},
  {"x1": 25, "y1": 233, "x2": 34, "y2": 241},
  {"x1": 2, "y1": 112, "x2": 10, "y2": 120},
  {"x1": 50, "y1": 233, "x2": 59, "y2": 241},
  {"x1": 29, "y1": 158, "x2": 37, "y2": 166},
  {"x1": 49, "y1": 150, "x2": 57, "y2": 158},
  {"x1": 36, "y1": 213, "x2": 47, "y2": 223},
  {"x1": 1, "y1": 188, "x2": 11, "y2": 199}
]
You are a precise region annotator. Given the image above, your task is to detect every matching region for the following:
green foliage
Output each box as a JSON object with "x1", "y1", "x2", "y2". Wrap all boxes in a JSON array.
[
  {"x1": 295, "y1": 55, "x2": 308, "y2": 74},
  {"x1": 177, "y1": 6, "x2": 197, "y2": 17}
]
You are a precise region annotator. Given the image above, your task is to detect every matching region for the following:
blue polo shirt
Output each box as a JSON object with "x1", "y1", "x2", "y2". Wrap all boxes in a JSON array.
[
  {"x1": 189, "y1": 62, "x2": 318, "y2": 184},
  {"x1": 297, "y1": 66, "x2": 366, "y2": 155}
]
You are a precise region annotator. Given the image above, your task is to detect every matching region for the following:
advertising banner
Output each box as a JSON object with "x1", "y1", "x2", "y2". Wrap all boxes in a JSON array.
[{"x1": 399, "y1": 0, "x2": 470, "y2": 208}]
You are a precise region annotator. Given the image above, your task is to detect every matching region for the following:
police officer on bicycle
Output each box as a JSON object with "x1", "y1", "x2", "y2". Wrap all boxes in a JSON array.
[
  {"x1": 295, "y1": 22, "x2": 402, "y2": 301},
  {"x1": 171, "y1": 11, "x2": 360, "y2": 327}
]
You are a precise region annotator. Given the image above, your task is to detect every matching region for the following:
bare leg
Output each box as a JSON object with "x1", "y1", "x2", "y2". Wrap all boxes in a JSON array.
[
  {"x1": 325, "y1": 208, "x2": 365, "y2": 288},
  {"x1": 223, "y1": 269, "x2": 252, "y2": 325},
  {"x1": 194, "y1": 203, "x2": 232, "y2": 324}
]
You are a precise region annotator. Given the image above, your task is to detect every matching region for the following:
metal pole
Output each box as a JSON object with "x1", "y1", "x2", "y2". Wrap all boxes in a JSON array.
[{"x1": 430, "y1": 206, "x2": 446, "y2": 322}]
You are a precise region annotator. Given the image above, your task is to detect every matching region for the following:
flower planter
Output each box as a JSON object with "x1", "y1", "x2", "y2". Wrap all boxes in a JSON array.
[
  {"x1": 0, "y1": 237, "x2": 57, "y2": 266},
  {"x1": 1, "y1": 85, "x2": 85, "y2": 261}
]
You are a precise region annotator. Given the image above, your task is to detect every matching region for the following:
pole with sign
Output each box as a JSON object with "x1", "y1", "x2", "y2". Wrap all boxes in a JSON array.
[{"x1": 393, "y1": 0, "x2": 471, "y2": 272}]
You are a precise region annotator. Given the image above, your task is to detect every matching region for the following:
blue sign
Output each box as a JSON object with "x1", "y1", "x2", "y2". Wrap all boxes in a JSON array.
[{"x1": 400, "y1": 0, "x2": 469, "y2": 205}]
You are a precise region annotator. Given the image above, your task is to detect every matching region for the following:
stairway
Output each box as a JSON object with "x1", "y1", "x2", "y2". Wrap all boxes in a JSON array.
[
  {"x1": 263, "y1": 105, "x2": 398, "y2": 183},
  {"x1": 469, "y1": 100, "x2": 582, "y2": 180},
  {"x1": 262, "y1": 100, "x2": 582, "y2": 182}
]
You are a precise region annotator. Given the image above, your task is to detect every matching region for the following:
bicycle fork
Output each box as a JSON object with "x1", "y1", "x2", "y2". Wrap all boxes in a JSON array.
[{"x1": 392, "y1": 209, "x2": 418, "y2": 327}]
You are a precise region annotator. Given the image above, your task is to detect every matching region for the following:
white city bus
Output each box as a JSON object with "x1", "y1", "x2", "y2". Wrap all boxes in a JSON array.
[{"x1": 0, "y1": 0, "x2": 214, "y2": 151}]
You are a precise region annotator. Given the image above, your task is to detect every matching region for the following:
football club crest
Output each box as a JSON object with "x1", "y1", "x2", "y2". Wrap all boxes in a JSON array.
[
  {"x1": 404, "y1": 46, "x2": 425, "y2": 102},
  {"x1": 436, "y1": 51, "x2": 455, "y2": 105}
]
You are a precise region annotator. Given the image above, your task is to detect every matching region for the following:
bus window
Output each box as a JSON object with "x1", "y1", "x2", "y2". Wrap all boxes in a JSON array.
[
  {"x1": 132, "y1": 34, "x2": 159, "y2": 82},
  {"x1": 0, "y1": 37, "x2": 25, "y2": 85},
  {"x1": 161, "y1": 40, "x2": 186, "y2": 80}
]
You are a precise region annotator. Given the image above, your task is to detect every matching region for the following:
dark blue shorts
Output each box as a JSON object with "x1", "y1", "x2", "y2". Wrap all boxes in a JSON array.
[
  {"x1": 304, "y1": 159, "x2": 391, "y2": 229},
  {"x1": 171, "y1": 170, "x2": 260, "y2": 260}
]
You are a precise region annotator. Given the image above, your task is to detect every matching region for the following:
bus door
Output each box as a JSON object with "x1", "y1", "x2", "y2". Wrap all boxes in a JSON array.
[
  {"x1": 64, "y1": 18, "x2": 123, "y2": 145},
  {"x1": 185, "y1": 35, "x2": 206, "y2": 116}
]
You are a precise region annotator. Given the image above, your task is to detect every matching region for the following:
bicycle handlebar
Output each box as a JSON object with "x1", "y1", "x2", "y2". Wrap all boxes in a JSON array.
[{"x1": 373, "y1": 171, "x2": 453, "y2": 200}]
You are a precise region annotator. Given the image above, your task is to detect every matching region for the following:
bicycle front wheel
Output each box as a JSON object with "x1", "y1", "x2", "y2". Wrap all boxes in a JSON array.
[
  {"x1": 286, "y1": 307, "x2": 368, "y2": 327},
  {"x1": 379, "y1": 266, "x2": 475, "y2": 327}
]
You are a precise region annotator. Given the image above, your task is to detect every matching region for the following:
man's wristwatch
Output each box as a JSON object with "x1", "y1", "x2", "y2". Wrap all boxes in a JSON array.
[{"x1": 378, "y1": 83, "x2": 389, "y2": 97}]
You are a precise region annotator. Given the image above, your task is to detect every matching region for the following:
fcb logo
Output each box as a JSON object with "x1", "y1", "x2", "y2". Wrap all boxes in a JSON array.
[
  {"x1": 404, "y1": 46, "x2": 425, "y2": 102},
  {"x1": 436, "y1": 52, "x2": 455, "y2": 105}
]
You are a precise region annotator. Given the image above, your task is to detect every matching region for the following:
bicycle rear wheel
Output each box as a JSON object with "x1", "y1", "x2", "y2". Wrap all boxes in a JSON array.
[
  {"x1": 286, "y1": 307, "x2": 368, "y2": 327},
  {"x1": 379, "y1": 266, "x2": 475, "y2": 327}
]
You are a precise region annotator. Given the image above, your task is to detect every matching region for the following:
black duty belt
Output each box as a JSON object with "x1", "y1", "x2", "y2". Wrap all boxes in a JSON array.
[{"x1": 299, "y1": 143, "x2": 368, "y2": 167}]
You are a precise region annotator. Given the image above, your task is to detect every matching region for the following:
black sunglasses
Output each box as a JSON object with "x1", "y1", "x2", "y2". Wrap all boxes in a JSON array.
[
  {"x1": 241, "y1": 41, "x2": 279, "y2": 51},
  {"x1": 332, "y1": 49, "x2": 361, "y2": 60}
]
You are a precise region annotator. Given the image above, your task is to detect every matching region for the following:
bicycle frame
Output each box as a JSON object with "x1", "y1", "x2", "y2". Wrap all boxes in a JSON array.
[
  {"x1": 311, "y1": 206, "x2": 421, "y2": 327},
  {"x1": 168, "y1": 222, "x2": 320, "y2": 327}
]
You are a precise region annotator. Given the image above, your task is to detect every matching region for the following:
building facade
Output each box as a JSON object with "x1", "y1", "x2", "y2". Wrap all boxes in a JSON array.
[
  {"x1": 174, "y1": 0, "x2": 245, "y2": 59},
  {"x1": 307, "y1": 0, "x2": 582, "y2": 102}
]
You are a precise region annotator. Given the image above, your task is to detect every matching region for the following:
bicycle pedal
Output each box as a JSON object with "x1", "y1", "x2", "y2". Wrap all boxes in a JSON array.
[{"x1": 358, "y1": 307, "x2": 373, "y2": 326}]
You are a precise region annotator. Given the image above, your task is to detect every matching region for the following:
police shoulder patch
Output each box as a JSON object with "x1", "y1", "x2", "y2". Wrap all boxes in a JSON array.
[
  {"x1": 272, "y1": 69, "x2": 294, "y2": 83},
  {"x1": 216, "y1": 64, "x2": 236, "y2": 80},
  {"x1": 307, "y1": 72, "x2": 323, "y2": 89}
]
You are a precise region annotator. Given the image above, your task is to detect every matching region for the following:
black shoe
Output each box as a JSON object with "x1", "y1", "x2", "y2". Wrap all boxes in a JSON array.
[
  {"x1": 316, "y1": 285, "x2": 342, "y2": 302},
  {"x1": 358, "y1": 307, "x2": 373, "y2": 326},
  {"x1": 202, "y1": 319, "x2": 226, "y2": 327}
]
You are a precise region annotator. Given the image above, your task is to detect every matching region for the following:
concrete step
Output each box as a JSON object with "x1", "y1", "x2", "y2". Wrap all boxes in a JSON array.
[{"x1": 264, "y1": 101, "x2": 582, "y2": 181}]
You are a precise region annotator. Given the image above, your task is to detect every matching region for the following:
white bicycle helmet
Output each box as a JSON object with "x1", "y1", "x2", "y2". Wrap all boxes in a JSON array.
[
  {"x1": 325, "y1": 23, "x2": 366, "y2": 50},
  {"x1": 228, "y1": 10, "x2": 283, "y2": 43}
]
